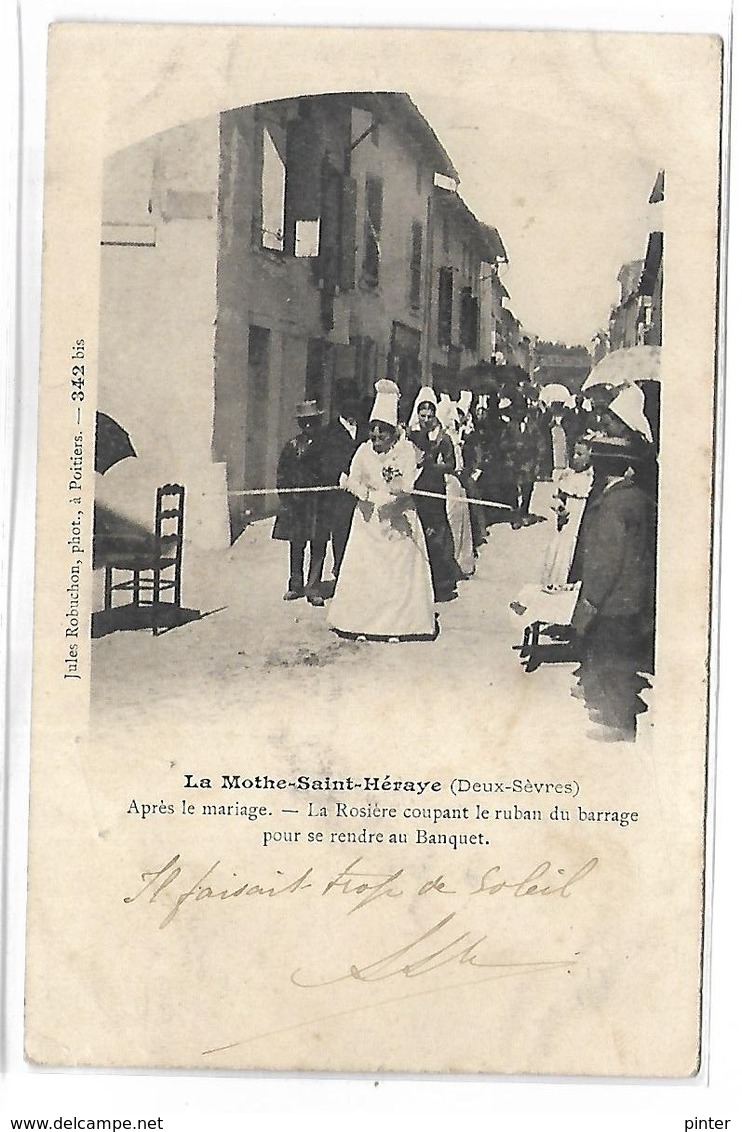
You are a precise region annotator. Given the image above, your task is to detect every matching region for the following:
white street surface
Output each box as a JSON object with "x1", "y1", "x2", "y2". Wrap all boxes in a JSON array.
[{"x1": 90, "y1": 483, "x2": 651, "y2": 758}]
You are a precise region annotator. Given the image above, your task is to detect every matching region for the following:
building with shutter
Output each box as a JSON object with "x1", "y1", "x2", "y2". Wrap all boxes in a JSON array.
[
  {"x1": 598, "y1": 170, "x2": 664, "y2": 357},
  {"x1": 494, "y1": 306, "x2": 535, "y2": 373},
  {"x1": 96, "y1": 92, "x2": 506, "y2": 545},
  {"x1": 427, "y1": 187, "x2": 507, "y2": 390}
]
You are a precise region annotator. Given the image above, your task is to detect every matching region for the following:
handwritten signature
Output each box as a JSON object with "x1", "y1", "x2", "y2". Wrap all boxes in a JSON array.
[
  {"x1": 201, "y1": 907, "x2": 580, "y2": 1056},
  {"x1": 290, "y1": 909, "x2": 579, "y2": 986}
]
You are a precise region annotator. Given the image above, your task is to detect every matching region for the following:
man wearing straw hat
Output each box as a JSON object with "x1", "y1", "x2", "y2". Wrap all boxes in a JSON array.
[{"x1": 271, "y1": 400, "x2": 328, "y2": 605}]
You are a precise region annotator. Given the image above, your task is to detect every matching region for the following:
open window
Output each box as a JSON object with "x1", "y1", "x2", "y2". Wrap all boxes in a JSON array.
[{"x1": 295, "y1": 219, "x2": 321, "y2": 258}]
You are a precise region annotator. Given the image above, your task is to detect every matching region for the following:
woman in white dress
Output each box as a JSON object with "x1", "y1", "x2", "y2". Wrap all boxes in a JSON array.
[
  {"x1": 445, "y1": 410, "x2": 476, "y2": 578},
  {"x1": 541, "y1": 437, "x2": 594, "y2": 590},
  {"x1": 328, "y1": 380, "x2": 436, "y2": 641}
]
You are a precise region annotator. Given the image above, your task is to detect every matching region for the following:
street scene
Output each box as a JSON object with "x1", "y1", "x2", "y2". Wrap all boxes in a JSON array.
[
  {"x1": 91, "y1": 90, "x2": 662, "y2": 746},
  {"x1": 90, "y1": 477, "x2": 650, "y2": 752}
]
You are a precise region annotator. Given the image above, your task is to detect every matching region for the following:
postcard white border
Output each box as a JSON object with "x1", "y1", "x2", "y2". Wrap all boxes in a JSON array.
[{"x1": 3, "y1": 0, "x2": 738, "y2": 1127}]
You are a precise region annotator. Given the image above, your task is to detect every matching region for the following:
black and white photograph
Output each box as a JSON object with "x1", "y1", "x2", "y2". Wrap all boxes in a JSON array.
[
  {"x1": 91, "y1": 87, "x2": 662, "y2": 746},
  {"x1": 16, "y1": 20, "x2": 724, "y2": 1087}
]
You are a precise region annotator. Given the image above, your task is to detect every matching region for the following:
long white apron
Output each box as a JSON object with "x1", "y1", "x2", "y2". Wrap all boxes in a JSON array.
[
  {"x1": 328, "y1": 438, "x2": 436, "y2": 639},
  {"x1": 445, "y1": 473, "x2": 475, "y2": 578}
]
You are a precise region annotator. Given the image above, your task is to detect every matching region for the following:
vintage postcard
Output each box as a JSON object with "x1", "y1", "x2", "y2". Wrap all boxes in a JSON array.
[{"x1": 24, "y1": 25, "x2": 722, "y2": 1075}]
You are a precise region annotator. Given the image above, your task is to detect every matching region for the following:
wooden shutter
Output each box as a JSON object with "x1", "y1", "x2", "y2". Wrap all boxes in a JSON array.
[
  {"x1": 362, "y1": 176, "x2": 383, "y2": 287},
  {"x1": 284, "y1": 116, "x2": 322, "y2": 256},
  {"x1": 339, "y1": 175, "x2": 357, "y2": 291},
  {"x1": 460, "y1": 287, "x2": 479, "y2": 350},
  {"x1": 410, "y1": 221, "x2": 423, "y2": 308},
  {"x1": 316, "y1": 160, "x2": 342, "y2": 287},
  {"x1": 438, "y1": 267, "x2": 453, "y2": 345}
]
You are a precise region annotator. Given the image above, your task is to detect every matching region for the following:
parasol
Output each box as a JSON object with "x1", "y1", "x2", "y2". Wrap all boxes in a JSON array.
[
  {"x1": 582, "y1": 345, "x2": 660, "y2": 390},
  {"x1": 538, "y1": 382, "x2": 571, "y2": 405},
  {"x1": 95, "y1": 412, "x2": 137, "y2": 474}
]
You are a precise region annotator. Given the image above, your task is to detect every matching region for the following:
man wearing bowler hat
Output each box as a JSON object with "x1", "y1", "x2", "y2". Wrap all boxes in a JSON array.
[{"x1": 272, "y1": 400, "x2": 328, "y2": 605}]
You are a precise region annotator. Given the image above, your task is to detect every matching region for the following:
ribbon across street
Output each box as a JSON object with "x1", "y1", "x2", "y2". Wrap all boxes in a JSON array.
[{"x1": 226, "y1": 485, "x2": 509, "y2": 509}]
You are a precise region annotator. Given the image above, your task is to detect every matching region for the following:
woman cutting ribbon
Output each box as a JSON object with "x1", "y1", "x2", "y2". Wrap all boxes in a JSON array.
[{"x1": 328, "y1": 380, "x2": 436, "y2": 642}]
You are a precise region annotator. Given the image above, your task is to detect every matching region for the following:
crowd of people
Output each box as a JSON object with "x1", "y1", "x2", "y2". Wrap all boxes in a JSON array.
[{"x1": 271, "y1": 370, "x2": 658, "y2": 743}]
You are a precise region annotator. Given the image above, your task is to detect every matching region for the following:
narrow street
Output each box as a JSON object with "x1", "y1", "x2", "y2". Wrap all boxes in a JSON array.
[{"x1": 90, "y1": 484, "x2": 640, "y2": 757}]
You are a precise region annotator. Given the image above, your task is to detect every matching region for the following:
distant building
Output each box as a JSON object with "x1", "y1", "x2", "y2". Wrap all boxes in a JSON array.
[
  {"x1": 533, "y1": 341, "x2": 592, "y2": 393},
  {"x1": 427, "y1": 188, "x2": 506, "y2": 392},
  {"x1": 495, "y1": 305, "x2": 534, "y2": 373},
  {"x1": 608, "y1": 260, "x2": 645, "y2": 351},
  {"x1": 638, "y1": 168, "x2": 664, "y2": 346},
  {"x1": 600, "y1": 170, "x2": 664, "y2": 356},
  {"x1": 489, "y1": 265, "x2": 510, "y2": 360}
]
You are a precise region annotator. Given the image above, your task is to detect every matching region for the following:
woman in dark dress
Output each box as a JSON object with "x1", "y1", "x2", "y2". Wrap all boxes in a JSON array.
[{"x1": 407, "y1": 389, "x2": 461, "y2": 602}]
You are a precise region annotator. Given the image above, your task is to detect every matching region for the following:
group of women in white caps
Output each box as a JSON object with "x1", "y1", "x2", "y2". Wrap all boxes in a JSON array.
[
  {"x1": 273, "y1": 377, "x2": 478, "y2": 643},
  {"x1": 273, "y1": 370, "x2": 659, "y2": 741},
  {"x1": 329, "y1": 379, "x2": 477, "y2": 641}
]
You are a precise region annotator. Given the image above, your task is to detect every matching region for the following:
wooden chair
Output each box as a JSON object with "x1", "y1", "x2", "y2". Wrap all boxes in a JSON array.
[{"x1": 103, "y1": 484, "x2": 186, "y2": 635}]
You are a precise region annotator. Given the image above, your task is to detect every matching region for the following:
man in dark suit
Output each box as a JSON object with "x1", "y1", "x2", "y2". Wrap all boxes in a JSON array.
[
  {"x1": 271, "y1": 400, "x2": 327, "y2": 605},
  {"x1": 570, "y1": 435, "x2": 655, "y2": 742},
  {"x1": 319, "y1": 383, "x2": 365, "y2": 591}
]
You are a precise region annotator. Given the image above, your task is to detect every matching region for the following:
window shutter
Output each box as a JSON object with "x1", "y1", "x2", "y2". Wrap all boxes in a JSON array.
[
  {"x1": 460, "y1": 287, "x2": 479, "y2": 350},
  {"x1": 339, "y1": 175, "x2": 357, "y2": 291},
  {"x1": 260, "y1": 127, "x2": 286, "y2": 252},
  {"x1": 438, "y1": 267, "x2": 453, "y2": 345},
  {"x1": 367, "y1": 176, "x2": 383, "y2": 233},
  {"x1": 284, "y1": 116, "x2": 322, "y2": 256},
  {"x1": 410, "y1": 221, "x2": 423, "y2": 308},
  {"x1": 362, "y1": 176, "x2": 383, "y2": 287},
  {"x1": 316, "y1": 160, "x2": 342, "y2": 286}
]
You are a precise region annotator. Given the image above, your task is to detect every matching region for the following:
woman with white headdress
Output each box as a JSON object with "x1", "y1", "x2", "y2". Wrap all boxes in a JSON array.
[
  {"x1": 445, "y1": 407, "x2": 476, "y2": 578},
  {"x1": 328, "y1": 380, "x2": 436, "y2": 641},
  {"x1": 408, "y1": 386, "x2": 470, "y2": 593}
]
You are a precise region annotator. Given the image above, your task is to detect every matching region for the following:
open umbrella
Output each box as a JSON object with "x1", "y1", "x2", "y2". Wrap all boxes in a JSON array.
[
  {"x1": 582, "y1": 345, "x2": 660, "y2": 390},
  {"x1": 538, "y1": 382, "x2": 571, "y2": 405},
  {"x1": 95, "y1": 412, "x2": 137, "y2": 474}
]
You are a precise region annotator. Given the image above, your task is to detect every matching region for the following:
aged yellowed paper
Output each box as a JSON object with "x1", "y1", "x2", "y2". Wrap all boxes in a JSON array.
[{"x1": 25, "y1": 25, "x2": 721, "y2": 1075}]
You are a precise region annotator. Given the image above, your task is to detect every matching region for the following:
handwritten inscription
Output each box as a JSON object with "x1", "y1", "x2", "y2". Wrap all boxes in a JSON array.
[
  {"x1": 124, "y1": 852, "x2": 599, "y2": 930},
  {"x1": 122, "y1": 852, "x2": 596, "y2": 1057}
]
